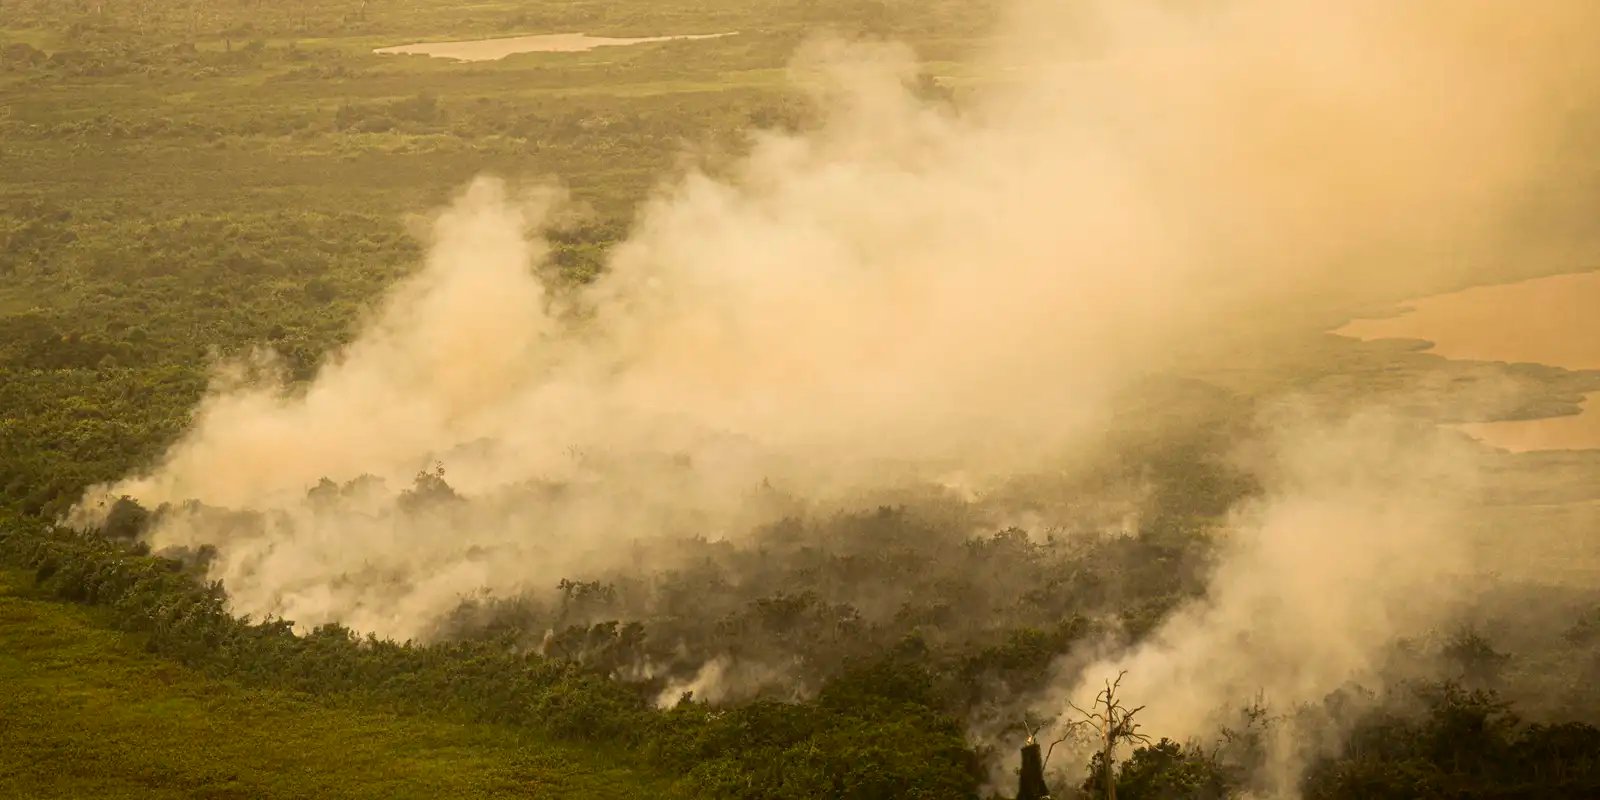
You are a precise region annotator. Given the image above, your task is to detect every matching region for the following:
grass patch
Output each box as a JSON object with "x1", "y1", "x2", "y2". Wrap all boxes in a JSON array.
[{"x1": 0, "y1": 568, "x2": 666, "y2": 800}]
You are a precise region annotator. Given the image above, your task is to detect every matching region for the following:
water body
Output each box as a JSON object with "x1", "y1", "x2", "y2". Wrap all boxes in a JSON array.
[
  {"x1": 1336, "y1": 270, "x2": 1600, "y2": 451},
  {"x1": 373, "y1": 32, "x2": 733, "y2": 62}
]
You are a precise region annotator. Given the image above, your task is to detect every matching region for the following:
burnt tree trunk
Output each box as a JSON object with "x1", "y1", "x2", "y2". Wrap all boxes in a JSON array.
[{"x1": 1018, "y1": 742, "x2": 1051, "y2": 800}]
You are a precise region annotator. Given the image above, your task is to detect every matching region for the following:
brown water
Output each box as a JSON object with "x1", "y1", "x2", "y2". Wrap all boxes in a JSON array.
[
  {"x1": 1335, "y1": 270, "x2": 1600, "y2": 451},
  {"x1": 373, "y1": 32, "x2": 732, "y2": 62}
]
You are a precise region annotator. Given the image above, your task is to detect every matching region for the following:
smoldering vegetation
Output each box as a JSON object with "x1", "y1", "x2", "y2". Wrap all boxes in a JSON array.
[
  {"x1": 54, "y1": 416, "x2": 1600, "y2": 798},
  {"x1": 44, "y1": 0, "x2": 1600, "y2": 796}
]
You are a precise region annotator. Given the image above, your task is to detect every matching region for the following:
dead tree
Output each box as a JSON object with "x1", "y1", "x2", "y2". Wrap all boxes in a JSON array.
[
  {"x1": 1058, "y1": 671, "x2": 1152, "y2": 800},
  {"x1": 1017, "y1": 716, "x2": 1052, "y2": 800}
]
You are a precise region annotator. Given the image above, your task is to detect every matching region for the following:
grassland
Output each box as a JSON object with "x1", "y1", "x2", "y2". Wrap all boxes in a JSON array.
[{"x1": 0, "y1": 568, "x2": 666, "y2": 799}]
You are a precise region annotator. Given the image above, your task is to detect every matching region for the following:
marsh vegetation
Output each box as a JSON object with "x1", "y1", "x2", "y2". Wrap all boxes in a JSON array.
[{"x1": 3, "y1": 1, "x2": 1600, "y2": 798}]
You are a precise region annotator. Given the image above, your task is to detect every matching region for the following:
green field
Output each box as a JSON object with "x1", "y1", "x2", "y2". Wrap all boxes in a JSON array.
[{"x1": 0, "y1": 569, "x2": 664, "y2": 799}]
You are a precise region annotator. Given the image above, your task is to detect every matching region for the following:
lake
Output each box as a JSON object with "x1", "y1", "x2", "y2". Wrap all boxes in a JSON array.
[
  {"x1": 1335, "y1": 269, "x2": 1600, "y2": 451},
  {"x1": 373, "y1": 32, "x2": 733, "y2": 62}
]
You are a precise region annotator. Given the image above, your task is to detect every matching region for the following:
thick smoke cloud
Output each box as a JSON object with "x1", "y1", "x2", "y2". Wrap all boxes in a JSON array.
[
  {"x1": 1025, "y1": 411, "x2": 1480, "y2": 793},
  {"x1": 76, "y1": 0, "x2": 1599, "y2": 768}
]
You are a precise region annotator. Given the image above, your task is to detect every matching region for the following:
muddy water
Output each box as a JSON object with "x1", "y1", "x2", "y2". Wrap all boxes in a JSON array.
[
  {"x1": 373, "y1": 32, "x2": 732, "y2": 62},
  {"x1": 1335, "y1": 270, "x2": 1600, "y2": 451},
  {"x1": 1451, "y1": 393, "x2": 1600, "y2": 451}
]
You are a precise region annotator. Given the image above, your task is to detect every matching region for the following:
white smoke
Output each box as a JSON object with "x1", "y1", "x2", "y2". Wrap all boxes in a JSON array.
[
  {"x1": 74, "y1": 1, "x2": 1600, "y2": 761},
  {"x1": 1032, "y1": 410, "x2": 1480, "y2": 794}
]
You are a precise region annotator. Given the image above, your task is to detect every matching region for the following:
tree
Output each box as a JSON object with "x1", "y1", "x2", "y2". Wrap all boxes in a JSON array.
[
  {"x1": 1018, "y1": 717, "x2": 1052, "y2": 800},
  {"x1": 1441, "y1": 629, "x2": 1510, "y2": 688},
  {"x1": 102, "y1": 495, "x2": 151, "y2": 541},
  {"x1": 1060, "y1": 671, "x2": 1153, "y2": 800},
  {"x1": 396, "y1": 462, "x2": 460, "y2": 512},
  {"x1": 1113, "y1": 739, "x2": 1230, "y2": 800}
]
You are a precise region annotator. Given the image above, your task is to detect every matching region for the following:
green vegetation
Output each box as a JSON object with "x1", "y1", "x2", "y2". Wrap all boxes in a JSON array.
[
  {"x1": 4, "y1": 1, "x2": 1600, "y2": 798},
  {"x1": 0, "y1": 0, "x2": 993, "y2": 519},
  {"x1": 6, "y1": 508, "x2": 1600, "y2": 798},
  {"x1": 0, "y1": 566, "x2": 665, "y2": 799},
  {"x1": 0, "y1": 520, "x2": 984, "y2": 798}
]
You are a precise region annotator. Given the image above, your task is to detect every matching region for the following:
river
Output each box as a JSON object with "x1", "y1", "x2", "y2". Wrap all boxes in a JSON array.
[
  {"x1": 373, "y1": 32, "x2": 733, "y2": 62},
  {"x1": 1335, "y1": 269, "x2": 1600, "y2": 451}
]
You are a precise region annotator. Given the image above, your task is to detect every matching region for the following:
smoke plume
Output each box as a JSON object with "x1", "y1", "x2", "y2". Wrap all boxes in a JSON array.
[
  {"x1": 76, "y1": 0, "x2": 1600, "y2": 772},
  {"x1": 1028, "y1": 411, "x2": 1480, "y2": 793}
]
